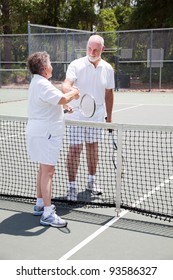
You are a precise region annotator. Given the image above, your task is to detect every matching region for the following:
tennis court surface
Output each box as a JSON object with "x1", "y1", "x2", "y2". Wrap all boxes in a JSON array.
[{"x1": 0, "y1": 90, "x2": 173, "y2": 279}]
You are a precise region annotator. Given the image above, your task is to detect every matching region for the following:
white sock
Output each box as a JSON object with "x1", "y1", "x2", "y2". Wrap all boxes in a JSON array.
[
  {"x1": 88, "y1": 175, "x2": 95, "y2": 183},
  {"x1": 43, "y1": 205, "x2": 54, "y2": 218},
  {"x1": 68, "y1": 181, "x2": 77, "y2": 189},
  {"x1": 36, "y1": 198, "x2": 44, "y2": 207}
]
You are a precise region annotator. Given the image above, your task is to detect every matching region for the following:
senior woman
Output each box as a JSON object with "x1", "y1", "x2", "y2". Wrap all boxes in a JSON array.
[{"x1": 26, "y1": 51, "x2": 79, "y2": 227}]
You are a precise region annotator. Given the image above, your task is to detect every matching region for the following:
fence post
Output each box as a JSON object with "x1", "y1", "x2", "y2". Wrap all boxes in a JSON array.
[
  {"x1": 27, "y1": 21, "x2": 31, "y2": 56},
  {"x1": 27, "y1": 21, "x2": 32, "y2": 82},
  {"x1": 0, "y1": 44, "x2": 1, "y2": 88},
  {"x1": 149, "y1": 29, "x2": 153, "y2": 91}
]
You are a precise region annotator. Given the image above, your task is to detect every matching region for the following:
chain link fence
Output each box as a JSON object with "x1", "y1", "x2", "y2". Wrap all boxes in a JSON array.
[
  {"x1": 1, "y1": 23, "x2": 173, "y2": 91},
  {"x1": 0, "y1": 34, "x2": 28, "y2": 88}
]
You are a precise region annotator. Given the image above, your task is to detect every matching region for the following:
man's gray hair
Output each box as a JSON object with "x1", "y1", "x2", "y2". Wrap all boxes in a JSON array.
[{"x1": 87, "y1": 35, "x2": 104, "y2": 47}]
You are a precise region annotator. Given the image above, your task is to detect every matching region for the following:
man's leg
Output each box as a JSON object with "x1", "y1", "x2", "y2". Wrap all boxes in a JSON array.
[
  {"x1": 66, "y1": 144, "x2": 83, "y2": 201},
  {"x1": 86, "y1": 142, "x2": 98, "y2": 176},
  {"x1": 67, "y1": 144, "x2": 83, "y2": 182},
  {"x1": 86, "y1": 142, "x2": 102, "y2": 195}
]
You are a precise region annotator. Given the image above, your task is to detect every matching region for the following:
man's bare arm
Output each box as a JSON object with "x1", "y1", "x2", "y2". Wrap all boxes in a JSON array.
[
  {"x1": 105, "y1": 89, "x2": 114, "y2": 122},
  {"x1": 61, "y1": 79, "x2": 74, "y2": 93}
]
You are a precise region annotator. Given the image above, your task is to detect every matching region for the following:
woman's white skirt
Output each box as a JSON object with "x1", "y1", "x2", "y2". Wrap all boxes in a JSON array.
[{"x1": 26, "y1": 134, "x2": 63, "y2": 165}]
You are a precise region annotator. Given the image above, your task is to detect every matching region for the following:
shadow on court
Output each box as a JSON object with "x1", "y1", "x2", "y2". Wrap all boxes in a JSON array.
[
  {"x1": 1, "y1": 199, "x2": 173, "y2": 260},
  {"x1": 1, "y1": 200, "x2": 173, "y2": 239},
  {"x1": 111, "y1": 217, "x2": 173, "y2": 239},
  {"x1": 0, "y1": 212, "x2": 47, "y2": 236},
  {"x1": 0, "y1": 200, "x2": 73, "y2": 236}
]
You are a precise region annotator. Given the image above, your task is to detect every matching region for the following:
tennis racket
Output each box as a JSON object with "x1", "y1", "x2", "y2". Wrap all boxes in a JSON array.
[
  {"x1": 106, "y1": 118, "x2": 126, "y2": 177},
  {"x1": 64, "y1": 94, "x2": 96, "y2": 118},
  {"x1": 109, "y1": 129, "x2": 126, "y2": 177}
]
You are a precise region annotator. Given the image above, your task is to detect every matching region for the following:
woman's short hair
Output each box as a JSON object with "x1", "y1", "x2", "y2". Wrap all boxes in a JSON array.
[{"x1": 28, "y1": 51, "x2": 50, "y2": 75}]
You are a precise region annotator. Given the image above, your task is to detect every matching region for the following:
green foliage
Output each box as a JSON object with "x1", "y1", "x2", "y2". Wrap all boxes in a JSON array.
[
  {"x1": 63, "y1": 0, "x2": 97, "y2": 31},
  {"x1": 128, "y1": 0, "x2": 173, "y2": 29},
  {"x1": 0, "y1": 0, "x2": 133, "y2": 34},
  {"x1": 1, "y1": 0, "x2": 173, "y2": 35},
  {"x1": 114, "y1": 5, "x2": 133, "y2": 30},
  {"x1": 1, "y1": 70, "x2": 28, "y2": 85},
  {"x1": 97, "y1": 8, "x2": 119, "y2": 31}
]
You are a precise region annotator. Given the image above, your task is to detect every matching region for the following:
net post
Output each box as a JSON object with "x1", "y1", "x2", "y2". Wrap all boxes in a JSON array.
[{"x1": 115, "y1": 124, "x2": 123, "y2": 217}]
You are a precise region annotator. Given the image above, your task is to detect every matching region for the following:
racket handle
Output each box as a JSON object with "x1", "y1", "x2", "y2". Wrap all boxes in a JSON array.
[
  {"x1": 64, "y1": 109, "x2": 68, "y2": 114},
  {"x1": 105, "y1": 117, "x2": 113, "y2": 133}
]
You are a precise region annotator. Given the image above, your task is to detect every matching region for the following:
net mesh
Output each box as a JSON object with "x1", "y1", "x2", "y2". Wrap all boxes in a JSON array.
[
  {"x1": 0, "y1": 116, "x2": 173, "y2": 221},
  {"x1": 121, "y1": 127, "x2": 173, "y2": 220}
]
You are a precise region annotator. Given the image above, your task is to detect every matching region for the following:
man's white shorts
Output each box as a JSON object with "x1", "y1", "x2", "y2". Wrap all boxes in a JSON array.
[
  {"x1": 26, "y1": 134, "x2": 63, "y2": 165},
  {"x1": 67, "y1": 125, "x2": 103, "y2": 145}
]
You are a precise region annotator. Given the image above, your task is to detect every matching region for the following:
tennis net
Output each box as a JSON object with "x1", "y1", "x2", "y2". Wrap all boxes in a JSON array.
[{"x1": 0, "y1": 116, "x2": 173, "y2": 221}]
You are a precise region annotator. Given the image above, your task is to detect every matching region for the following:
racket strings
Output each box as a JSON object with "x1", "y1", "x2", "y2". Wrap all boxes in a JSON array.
[{"x1": 80, "y1": 94, "x2": 96, "y2": 117}]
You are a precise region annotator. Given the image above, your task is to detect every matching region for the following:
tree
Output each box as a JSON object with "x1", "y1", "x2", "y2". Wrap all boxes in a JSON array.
[
  {"x1": 97, "y1": 8, "x2": 118, "y2": 31},
  {"x1": 0, "y1": 0, "x2": 11, "y2": 34},
  {"x1": 36, "y1": 0, "x2": 66, "y2": 27},
  {"x1": 95, "y1": 0, "x2": 133, "y2": 31},
  {"x1": 64, "y1": 0, "x2": 97, "y2": 31},
  {"x1": 0, "y1": 0, "x2": 12, "y2": 68},
  {"x1": 0, "y1": 0, "x2": 44, "y2": 34},
  {"x1": 1, "y1": 0, "x2": 173, "y2": 36},
  {"x1": 128, "y1": 0, "x2": 173, "y2": 29},
  {"x1": 114, "y1": 5, "x2": 133, "y2": 30}
]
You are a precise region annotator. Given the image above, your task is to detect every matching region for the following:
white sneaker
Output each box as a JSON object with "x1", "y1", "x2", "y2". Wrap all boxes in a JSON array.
[
  {"x1": 67, "y1": 188, "x2": 77, "y2": 201},
  {"x1": 40, "y1": 206, "x2": 67, "y2": 228},
  {"x1": 33, "y1": 205, "x2": 44, "y2": 216},
  {"x1": 86, "y1": 181, "x2": 102, "y2": 195}
]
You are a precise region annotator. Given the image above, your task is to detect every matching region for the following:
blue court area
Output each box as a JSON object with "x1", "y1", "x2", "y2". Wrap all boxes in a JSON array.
[{"x1": 0, "y1": 90, "x2": 173, "y2": 274}]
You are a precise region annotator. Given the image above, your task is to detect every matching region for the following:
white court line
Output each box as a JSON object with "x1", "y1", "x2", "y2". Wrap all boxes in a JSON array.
[
  {"x1": 130, "y1": 175, "x2": 173, "y2": 209},
  {"x1": 58, "y1": 210, "x2": 128, "y2": 261},
  {"x1": 59, "y1": 175, "x2": 173, "y2": 260},
  {"x1": 113, "y1": 104, "x2": 143, "y2": 113}
]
